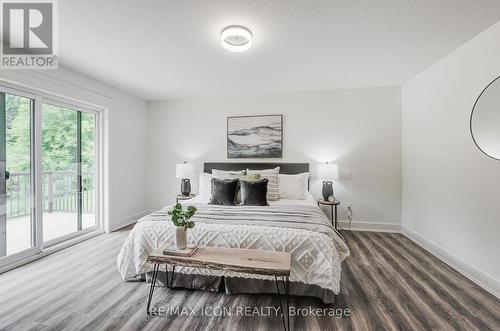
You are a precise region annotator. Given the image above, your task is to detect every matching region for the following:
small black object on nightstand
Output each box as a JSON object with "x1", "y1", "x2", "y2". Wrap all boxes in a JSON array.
[
  {"x1": 318, "y1": 199, "x2": 340, "y2": 230},
  {"x1": 176, "y1": 194, "x2": 195, "y2": 204}
]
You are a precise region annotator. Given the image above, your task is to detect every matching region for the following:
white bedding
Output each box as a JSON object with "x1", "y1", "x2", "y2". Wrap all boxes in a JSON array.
[{"x1": 117, "y1": 193, "x2": 349, "y2": 294}]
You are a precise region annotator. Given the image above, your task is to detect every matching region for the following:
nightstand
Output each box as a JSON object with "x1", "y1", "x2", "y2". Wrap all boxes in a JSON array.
[
  {"x1": 176, "y1": 194, "x2": 195, "y2": 204},
  {"x1": 318, "y1": 200, "x2": 340, "y2": 230}
]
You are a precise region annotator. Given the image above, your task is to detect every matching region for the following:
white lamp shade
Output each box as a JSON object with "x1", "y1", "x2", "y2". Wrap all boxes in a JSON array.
[
  {"x1": 176, "y1": 163, "x2": 194, "y2": 179},
  {"x1": 317, "y1": 162, "x2": 339, "y2": 181}
]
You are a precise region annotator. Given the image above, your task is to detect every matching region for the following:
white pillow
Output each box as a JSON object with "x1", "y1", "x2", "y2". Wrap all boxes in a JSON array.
[
  {"x1": 198, "y1": 172, "x2": 213, "y2": 202},
  {"x1": 279, "y1": 173, "x2": 310, "y2": 199},
  {"x1": 247, "y1": 167, "x2": 280, "y2": 201},
  {"x1": 212, "y1": 169, "x2": 246, "y2": 176}
]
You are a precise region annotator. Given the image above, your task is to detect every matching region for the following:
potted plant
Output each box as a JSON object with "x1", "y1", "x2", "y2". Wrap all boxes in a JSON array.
[{"x1": 168, "y1": 203, "x2": 197, "y2": 250}]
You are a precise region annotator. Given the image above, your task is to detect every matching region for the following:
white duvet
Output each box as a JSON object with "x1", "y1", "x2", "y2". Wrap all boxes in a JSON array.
[{"x1": 117, "y1": 194, "x2": 349, "y2": 294}]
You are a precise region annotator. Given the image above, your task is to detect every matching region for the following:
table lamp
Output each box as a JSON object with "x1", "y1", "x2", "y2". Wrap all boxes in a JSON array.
[
  {"x1": 176, "y1": 162, "x2": 194, "y2": 196},
  {"x1": 317, "y1": 162, "x2": 339, "y2": 201}
]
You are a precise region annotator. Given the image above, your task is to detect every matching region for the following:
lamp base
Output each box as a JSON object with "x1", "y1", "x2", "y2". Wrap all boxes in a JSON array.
[
  {"x1": 322, "y1": 181, "x2": 334, "y2": 201},
  {"x1": 180, "y1": 179, "x2": 191, "y2": 196}
]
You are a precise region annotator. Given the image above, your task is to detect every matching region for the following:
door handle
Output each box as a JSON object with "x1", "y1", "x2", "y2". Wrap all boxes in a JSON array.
[{"x1": 5, "y1": 171, "x2": 9, "y2": 180}]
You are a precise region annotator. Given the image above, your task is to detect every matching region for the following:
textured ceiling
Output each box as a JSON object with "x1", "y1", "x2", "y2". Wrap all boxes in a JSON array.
[{"x1": 58, "y1": 0, "x2": 500, "y2": 100}]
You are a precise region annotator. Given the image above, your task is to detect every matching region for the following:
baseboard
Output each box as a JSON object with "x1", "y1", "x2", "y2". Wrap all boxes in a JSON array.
[
  {"x1": 338, "y1": 220, "x2": 401, "y2": 233},
  {"x1": 402, "y1": 225, "x2": 500, "y2": 299},
  {"x1": 109, "y1": 209, "x2": 152, "y2": 232}
]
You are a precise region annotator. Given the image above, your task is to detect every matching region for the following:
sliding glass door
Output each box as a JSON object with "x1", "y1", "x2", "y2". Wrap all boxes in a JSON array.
[
  {"x1": 41, "y1": 104, "x2": 79, "y2": 242},
  {"x1": 0, "y1": 83, "x2": 100, "y2": 267},
  {"x1": 42, "y1": 103, "x2": 97, "y2": 245}
]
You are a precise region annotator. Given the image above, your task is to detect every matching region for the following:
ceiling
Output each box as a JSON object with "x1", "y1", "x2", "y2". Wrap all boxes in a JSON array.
[{"x1": 58, "y1": 0, "x2": 500, "y2": 100}]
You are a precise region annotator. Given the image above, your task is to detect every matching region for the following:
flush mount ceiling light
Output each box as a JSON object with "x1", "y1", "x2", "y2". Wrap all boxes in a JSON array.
[{"x1": 220, "y1": 25, "x2": 252, "y2": 52}]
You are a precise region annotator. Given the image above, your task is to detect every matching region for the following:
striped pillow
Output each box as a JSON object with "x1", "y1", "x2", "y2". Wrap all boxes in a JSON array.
[{"x1": 246, "y1": 167, "x2": 280, "y2": 201}]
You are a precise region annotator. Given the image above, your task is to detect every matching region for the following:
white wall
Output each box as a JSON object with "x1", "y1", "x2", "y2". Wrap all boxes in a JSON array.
[
  {"x1": 147, "y1": 87, "x2": 402, "y2": 231},
  {"x1": 402, "y1": 22, "x2": 500, "y2": 296},
  {"x1": 0, "y1": 66, "x2": 149, "y2": 232}
]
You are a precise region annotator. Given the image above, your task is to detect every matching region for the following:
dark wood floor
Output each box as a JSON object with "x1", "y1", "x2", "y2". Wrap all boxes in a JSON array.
[{"x1": 0, "y1": 229, "x2": 498, "y2": 331}]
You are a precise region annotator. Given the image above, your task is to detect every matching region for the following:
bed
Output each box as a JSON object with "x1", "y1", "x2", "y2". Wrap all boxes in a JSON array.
[{"x1": 117, "y1": 162, "x2": 349, "y2": 303}]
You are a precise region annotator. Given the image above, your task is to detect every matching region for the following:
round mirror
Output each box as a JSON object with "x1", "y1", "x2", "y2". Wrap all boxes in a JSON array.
[{"x1": 471, "y1": 76, "x2": 500, "y2": 160}]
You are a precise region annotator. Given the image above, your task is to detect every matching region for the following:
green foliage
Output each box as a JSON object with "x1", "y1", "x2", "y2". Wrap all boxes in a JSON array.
[
  {"x1": 167, "y1": 204, "x2": 197, "y2": 229},
  {"x1": 41, "y1": 104, "x2": 78, "y2": 171},
  {"x1": 5, "y1": 94, "x2": 96, "y2": 172},
  {"x1": 5, "y1": 95, "x2": 31, "y2": 171}
]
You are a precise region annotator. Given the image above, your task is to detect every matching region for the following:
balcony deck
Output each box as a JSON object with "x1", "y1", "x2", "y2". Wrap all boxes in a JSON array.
[{"x1": 6, "y1": 213, "x2": 95, "y2": 255}]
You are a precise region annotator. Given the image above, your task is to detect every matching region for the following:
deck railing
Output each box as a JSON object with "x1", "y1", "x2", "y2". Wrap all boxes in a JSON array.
[{"x1": 6, "y1": 171, "x2": 95, "y2": 219}]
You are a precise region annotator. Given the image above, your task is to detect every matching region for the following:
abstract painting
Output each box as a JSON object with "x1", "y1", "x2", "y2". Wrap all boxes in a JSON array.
[{"x1": 227, "y1": 115, "x2": 283, "y2": 158}]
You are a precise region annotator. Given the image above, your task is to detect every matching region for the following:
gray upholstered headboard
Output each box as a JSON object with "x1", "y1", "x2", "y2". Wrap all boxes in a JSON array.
[
  {"x1": 203, "y1": 162, "x2": 310, "y2": 190},
  {"x1": 203, "y1": 162, "x2": 309, "y2": 174}
]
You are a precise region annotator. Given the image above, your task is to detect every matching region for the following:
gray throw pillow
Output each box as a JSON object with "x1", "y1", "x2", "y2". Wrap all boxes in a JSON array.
[
  {"x1": 240, "y1": 178, "x2": 269, "y2": 206},
  {"x1": 213, "y1": 173, "x2": 260, "y2": 203},
  {"x1": 209, "y1": 178, "x2": 238, "y2": 206}
]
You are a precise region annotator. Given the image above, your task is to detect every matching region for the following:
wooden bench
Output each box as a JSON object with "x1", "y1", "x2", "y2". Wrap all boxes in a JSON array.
[{"x1": 146, "y1": 245, "x2": 292, "y2": 330}]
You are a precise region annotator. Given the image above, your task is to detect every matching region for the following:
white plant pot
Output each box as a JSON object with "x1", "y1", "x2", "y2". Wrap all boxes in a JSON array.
[{"x1": 175, "y1": 227, "x2": 187, "y2": 250}]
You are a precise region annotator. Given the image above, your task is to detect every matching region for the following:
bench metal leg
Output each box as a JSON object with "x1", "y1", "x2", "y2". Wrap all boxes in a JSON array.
[
  {"x1": 165, "y1": 264, "x2": 176, "y2": 288},
  {"x1": 281, "y1": 276, "x2": 290, "y2": 330},
  {"x1": 146, "y1": 264, "x2": 160, "y2": 315},
  {"x1": 147, "y1": 263, "x2": 178, "y2": 316},
  {"x1": 275, "y1": 275, "x2": 290, "y2": 331}
]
